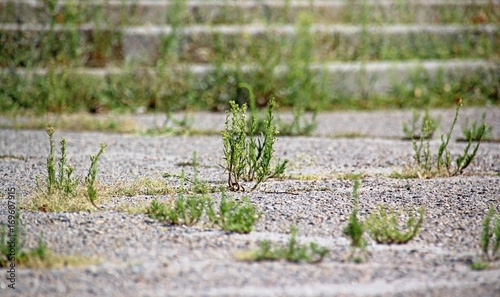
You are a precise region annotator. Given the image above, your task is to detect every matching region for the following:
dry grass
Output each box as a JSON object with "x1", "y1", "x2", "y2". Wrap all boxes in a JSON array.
[
  {"x1": 112, "y1": 176, "x2": 176, "y2": 197},
  {"x1": 24, "y1": 183, "x2": 111, "y2": 212},
  {"x1": 20, "y1": 251, "x2": 99, "y2": 269},
  {"x1": 3, "y1": 113, "x2": 140, "y2": 133}
]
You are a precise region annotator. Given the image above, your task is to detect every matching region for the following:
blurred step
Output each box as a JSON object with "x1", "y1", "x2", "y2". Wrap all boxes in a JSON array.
[
  {"x1": 0, "y1": 0, "x2": 498, "y2": 25},
  {"x1": 122, "y1": 24, "x2": 499, "y2": 65},
  {"x1": 1, "y1": 23, "x2": 497, "y2": 66},
  {"x1": 4, "y1": 60, "x2": 497, "y2": 98}
]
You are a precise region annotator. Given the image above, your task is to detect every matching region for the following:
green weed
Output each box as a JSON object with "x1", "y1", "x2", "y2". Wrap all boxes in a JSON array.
[
  {"x1": 471, "y1": 206, "x2": 500, "y2": 270},
  {"x1": 44, "y1": 125, "x2": 78, "y2": 195},
  {"x1": 29, "y1": 125, "x2": 107, "y2": 211},
  {"x1": 0, "y1": 212, "x2": 48, "y2": 268},
  {"x1": 222, "y1": 100, "x2": 288, "y2": 192},
  {"x1": 208, "y1": 190, "x2": 261, "y2": 234},
  {"x1": 86, "y1": 143, "x2": 107, "y2": 209},
  {"x1": 148, "y1": 195, "x2": 208, "y2": 226},
  {"x1": 278, "y1": 13, "x2": 321, "y2": 136},
  {"x1": 365, "y1": 205, "x2": 425, "y2": 244},
  {"x1": 480, "y1": 207, "x2": 500, "y2": 262},
  {"x1": 461, "y1": 113, "x2": 493, "y2": 141},
  {"x1": 343, "y1": 178, "x2": 368, "y2": 262},
  {"x1": 145, "y1": 112, "x2": 195, "y2": 136},
  {"x1": 402, "y1": 109, "x2": 440, "y2": 140},
  {"x1": 237, "y1": 225, "x2": 328, "y2": 263},
  {"x1": 409, "y1": 100, "x2": 485, "y2": 178},
  {"x1": 471, "y1": 260, "x2": 490, "y2": 271},
  {"x1": 148, "y1": 188, "x2": 260, "y2": 233}
]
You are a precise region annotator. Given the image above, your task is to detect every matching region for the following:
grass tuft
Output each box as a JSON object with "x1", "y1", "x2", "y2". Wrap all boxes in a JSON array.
[
  {"x1": 237, "y1": 225, "x2": 328, "y2": 263},
  {"x1": 365, "y1": 205, "x2": 425, "y2": 244},
  {"x1": 147, "y1": 188, "x2": 261, "y2": 233},
  {"x1": 208, "y1": 190, "x2": 261, "y2": 234}
]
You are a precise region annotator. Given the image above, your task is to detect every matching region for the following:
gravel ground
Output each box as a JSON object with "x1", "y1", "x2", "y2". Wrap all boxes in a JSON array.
[{"x1": 0, "y1": 107, "x2": 499, "y2": 296}]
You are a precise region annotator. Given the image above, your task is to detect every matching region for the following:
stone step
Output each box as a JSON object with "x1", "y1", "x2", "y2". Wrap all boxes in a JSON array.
[
  {"x1": 122, "y1": 23, "x2": 498, "y2": 65},
  {"x1": 1, "y1": 0, "x2": 498, "y2": 26},
  {"x1": 1, "y1": 23, "x2": 497, "y2": 67},
  {"x1": 5, "y1": 59, "x2": 497, "y2": 98}
]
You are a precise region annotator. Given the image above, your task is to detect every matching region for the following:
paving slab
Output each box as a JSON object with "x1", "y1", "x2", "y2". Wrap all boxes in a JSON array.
[
  {"x1": 0, "y1": 107, "x2": 499, "y2": 296},
  {"x1": 121, "y1": 24, "x2": 498, "y2": 64}
]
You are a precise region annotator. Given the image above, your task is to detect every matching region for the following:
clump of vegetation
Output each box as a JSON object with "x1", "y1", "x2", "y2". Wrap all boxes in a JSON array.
[
  {"x1": 365, "y1": 205, "x2": 425, "y2": 244},
  {"x1": 402, "y1": 109, "x2": 440, "y2": 140},
  {"x1": 148, "y1": 195, "x2": 208, "y2": 226},
  {"x1": 29, "y1": 125, "x2": 107, "y2": 211},
  {"x1": 207, "y1": 191, "x2": 261, "y2": 233},
  {"x1": 343, "y1": 178, "x2": 368, "y2": 262},
  {"x1": 460, "y1": 113, "x2": 493, "y2": 142},
  {"x1": 472, "y1": 207, "x2": 500, "y2": 270},
  {"x1": 148, "y1": 189, "x2": 261, "y2": 234},
  {"x1": 221, "y1": 100, "x2": 288, "y2": 192},
  {"x1": 396, "y1": 100, "x2": 486, "y2": 178},
  {"x1": 237, "y1": 225, "x2": 328, "y2": 263}
]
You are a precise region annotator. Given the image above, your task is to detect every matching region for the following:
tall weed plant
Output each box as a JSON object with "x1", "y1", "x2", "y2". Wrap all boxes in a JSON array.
[
  {"x1": 410, "y1": 100, "x2": 486, "y2": 178},
  {"x1": 222, "y1": 100, "x2": 288, "y2": 192}
]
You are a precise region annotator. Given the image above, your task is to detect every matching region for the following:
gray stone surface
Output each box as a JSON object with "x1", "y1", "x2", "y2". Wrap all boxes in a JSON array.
[
  {"x1": 0, "y1": 107, "x2": 499, "y2": 296},
  {"x1": 120, "y1": 23, "x2": 498, "y2": 65}
]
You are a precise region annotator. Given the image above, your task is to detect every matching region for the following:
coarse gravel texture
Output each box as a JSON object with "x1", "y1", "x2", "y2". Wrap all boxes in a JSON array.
[{"x1": 0, "y1": 107, "x2": 499, "y2": 297}]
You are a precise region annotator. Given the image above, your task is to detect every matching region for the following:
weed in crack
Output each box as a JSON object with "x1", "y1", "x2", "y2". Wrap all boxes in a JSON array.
[
  {"x1": 472, "y1": 206, "x2": 500, "y2": 270},
  {"x1": 148, "y1": 188, "x2": 260, "y2": 233},
  {"x1": 402, "y1": 109, "x2": 440, "y2": 140},
  {"x1": 86, "y1": 142, "x2": 107, "y2": 209},
  {"x1": 343, "y1": 178, "x2": 369, "y2": 262},
  {"x1": 460, "y1": 112, "x2": 493, "y2": 142},
  {"x1": 29, "y1": 125, "x2": 107, "y2": 211},
  {"x1": 208, "y1": 190, "x2": 261, "y2": 234},
  {"x1": 222, "y1": 100, "x2": 288, "y2": 192},
  {"x1": 148, "y1": 194, "x2": 208, "y2": 226},
  {"x1": 237, "y1": 225, "x2": 328, "y2": 263},
  {"x1": 365, "y1": 205, "x2": 425, "y2": 244},
  {"x1": 395, "y1": 100, "x2": 486, "y2": 178},
  {"x1": 44, "y1": 126, "x2": 78, "y2": 195}
]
